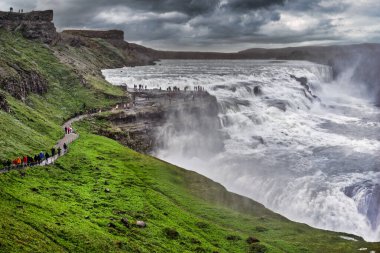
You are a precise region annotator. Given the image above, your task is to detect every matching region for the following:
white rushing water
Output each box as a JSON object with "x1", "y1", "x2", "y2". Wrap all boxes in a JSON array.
[{"x1": 103, "y1": 60, "x2": 380, "y2": 242}]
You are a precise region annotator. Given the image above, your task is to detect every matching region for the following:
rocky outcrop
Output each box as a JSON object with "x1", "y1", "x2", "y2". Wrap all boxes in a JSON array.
[
  {"x1": 0, "y1": 64, "x2": 48, "y2": 100},
  {"x1": 0, "y1": 93, "x2": 9, "y2": 112},
  {"x1": 95, "y1": 91, "x2": 223, "y2": 155},
  {"x1": 0, "y1": 10, "x2": 58, "y2": 43},
  {"x1": 62, "y1": 30, "x2": 124, "y2": 40}
]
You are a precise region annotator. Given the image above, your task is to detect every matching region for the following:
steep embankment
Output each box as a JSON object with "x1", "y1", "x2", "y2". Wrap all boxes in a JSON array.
[
  {"x1": 0, "y1": 14, "x2": 379, "y2": 252},
  {"x1": 0, "y1": 29, "x2": 128, "y2": 161},
  {"x1": 0, "y1": 129, "x2": 378, "y2": 253}
]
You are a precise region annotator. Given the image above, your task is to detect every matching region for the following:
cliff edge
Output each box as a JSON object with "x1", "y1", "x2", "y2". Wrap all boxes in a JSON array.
[{"x1": 0, "y1": 10, "x2": 58, "y2": 43}]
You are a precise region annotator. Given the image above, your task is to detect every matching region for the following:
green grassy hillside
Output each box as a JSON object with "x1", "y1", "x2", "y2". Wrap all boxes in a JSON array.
[
  {"x1": 0, "y1": 29, "x2": 379, "y2": 252},
  {"x1": 0, "y1": 30, "x2": 127, "y2": 161},
  {"x1": 0, "y1": 129, "x2": 378, "y2": 253}
]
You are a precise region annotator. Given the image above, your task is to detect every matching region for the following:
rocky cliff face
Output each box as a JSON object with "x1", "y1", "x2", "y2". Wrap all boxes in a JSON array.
[
  {"x1": 94, "y1": 91, "x2": 222, "y2": 154},
  {"x1": 62, "y1": 30, "x2": 124, "y2": 40},
  {"x1": 0, "y1": 93, "x2": 9, "y2": 112},
  {"x1": 0, "y1": 10, "x2": 58, "y2": 43},
  {"x1": 0, "y1": 64, "x2": 48, "y2": 101}
]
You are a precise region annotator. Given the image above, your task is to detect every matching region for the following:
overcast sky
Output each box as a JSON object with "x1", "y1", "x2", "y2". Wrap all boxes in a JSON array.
[{"x1": 1, "y1": 0, "x2": 380, "y2": 52}]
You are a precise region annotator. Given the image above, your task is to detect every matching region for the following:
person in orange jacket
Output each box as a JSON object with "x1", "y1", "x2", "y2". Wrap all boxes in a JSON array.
[{"x1": 16, "y1": 157, "x2": 22, "y2": 167}]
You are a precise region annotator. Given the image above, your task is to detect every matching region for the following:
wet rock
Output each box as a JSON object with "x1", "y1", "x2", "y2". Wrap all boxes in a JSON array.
[
  {"x1": 266, "y1": 99, "x2": 289, "y2": 112},
  {"x1": 251, "y1": 136, "x2": 265, "y2": 145},
  {"x1": 253, "y1": 86, "x2": 262, "y2": 96},
  {"x1": 226, "y1": 235, "x2": 241, "y2": 241}
]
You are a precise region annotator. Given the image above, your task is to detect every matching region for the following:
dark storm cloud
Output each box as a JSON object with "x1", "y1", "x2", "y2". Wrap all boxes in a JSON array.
[
  {"x1": 1, "y1": 0, "x2": 378, "y2": 51},
  {"x1": 223, "y1": 0, "x2": 285, "y2": 12}
]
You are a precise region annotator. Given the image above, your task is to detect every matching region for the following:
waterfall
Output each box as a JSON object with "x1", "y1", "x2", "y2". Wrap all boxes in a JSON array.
[{"x1": 103, "y1": 59, "x2": 380, "y2": 242}]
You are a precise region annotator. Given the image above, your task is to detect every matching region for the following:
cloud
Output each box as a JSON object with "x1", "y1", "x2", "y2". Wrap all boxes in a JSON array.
[{"x1": 1, "y1": 0, "x2": 380, "y2": 51}]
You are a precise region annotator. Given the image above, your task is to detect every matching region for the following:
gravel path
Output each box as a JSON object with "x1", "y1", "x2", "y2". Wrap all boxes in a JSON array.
[{"x1": 0, "y1": 113, "x2": 94, "y2": 173}]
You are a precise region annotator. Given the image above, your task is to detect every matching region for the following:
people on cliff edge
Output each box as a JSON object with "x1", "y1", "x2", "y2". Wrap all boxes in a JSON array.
[
  {"x1": 51, "y1": 147, "x2": 56, "y2": 157},
  {"x1": 57, "y1": 147, "x2": 62, "y2": 156},
  {"x1": 63, "y1": 143, "x2": 68, "y2": 153}
]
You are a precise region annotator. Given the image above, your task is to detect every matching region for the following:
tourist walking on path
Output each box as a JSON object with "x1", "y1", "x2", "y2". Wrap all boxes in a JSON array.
[
  {"x1": 45, "y1": 152, "x2": 50, "y2": 163},
  {"x1": 39, "y1": 152, "x2": 45, "y2": 163},
  {"x1": 57, "y1": 147, "x2": 62, "y2": 156},
  {"x1": 63, "y1": 143, "x2": 68, "y2": 153},
  {"x1": 51, "y1": 147, "x2": 56, "y2": 157},
  {"x1": 23, "y1": 156, "x2": 27, "y2": 167}
]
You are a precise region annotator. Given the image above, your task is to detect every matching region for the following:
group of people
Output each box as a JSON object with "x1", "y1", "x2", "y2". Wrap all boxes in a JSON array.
[
  {"x1": 1, "y1": 144, "x2": 68, "y2": 171},
  {"x1": 134, "y1": 85, "x2": 148, "y2": 91},
  {"x1": 194, "y1": 86, "x2": 206, "y2": 92},
  {"x1": 64, "y1": 126, "x2": 73, "y2": 134},
  {"x1": 132, "y1": 84, "x2": 207, "y2": 94}
]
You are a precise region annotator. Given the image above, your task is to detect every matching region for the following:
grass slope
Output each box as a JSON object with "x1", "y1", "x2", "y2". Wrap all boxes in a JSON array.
[
  {"x1": 0, "y1": 30, "x2": 127, "y2": 161},
  {"x1": 0, "y1": 130, "x2": 378, "y2": 253}
]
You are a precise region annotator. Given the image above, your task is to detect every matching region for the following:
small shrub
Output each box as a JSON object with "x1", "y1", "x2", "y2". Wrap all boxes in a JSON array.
[
  {"x1": 163, "y1": 228, "x2": 180, "y2": 239},
  {"x1": 246, "y1": 236, "x2": 260, "y2": 244},
  {"x1": 196, "y1": 222, "x2": 209, "y2": 229},
  {"x1": 255, "y1": 226, "x2": 268, "y2": 233},
  {"x1": 194, "y1": 247, "x2": 206, "y2": 253},
  {"x1": 248, "y1": 243, "x2": 267, "y2": 253},
  {"x1": 226, "y1": 235, "x2": 241, "y2": 241},
  {"x1": 190, "y1": 238, "x2": 201, "y2": 245}
]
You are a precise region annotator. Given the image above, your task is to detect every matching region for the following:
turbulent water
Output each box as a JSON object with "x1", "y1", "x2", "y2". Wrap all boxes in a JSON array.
[{"x1": 103, "y1": 60, "x2": 380, "y2": 242}]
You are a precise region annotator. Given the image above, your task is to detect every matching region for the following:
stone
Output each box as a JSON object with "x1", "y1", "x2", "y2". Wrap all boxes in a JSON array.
[
  {"x1": 135, "y1": 220, "x2": 146, "y2": 228},
  {"x1": 253, "y1": 86, "x2": 262, "y2": 96},
  {"x1": 121, "y1": 218, "x2": 130, "y2": 228},
  {"x1": 105, "y1": 188, "x2": 111, "y2": 193}
]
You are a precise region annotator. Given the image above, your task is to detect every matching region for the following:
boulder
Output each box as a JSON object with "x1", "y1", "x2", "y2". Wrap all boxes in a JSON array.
[
  {"x1": 135, "y1": 220, "x2": 146, "y2": 228},
  {"x1": 253, "y1": 86, "x2": 262, "y2": 96},
  {"x1": 121, "y1": 218, "x2": 130, "y2": 228}
]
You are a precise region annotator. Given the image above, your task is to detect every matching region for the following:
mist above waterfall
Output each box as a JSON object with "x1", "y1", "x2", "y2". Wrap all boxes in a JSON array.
[{"x1": 103, "y1": 59, "x2": 380, "y2": 242}]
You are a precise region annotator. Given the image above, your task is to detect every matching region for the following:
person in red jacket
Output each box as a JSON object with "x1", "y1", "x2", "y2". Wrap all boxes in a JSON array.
[{"x1": 23, "y1": 156, "x2": 28, "y2": 167}]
